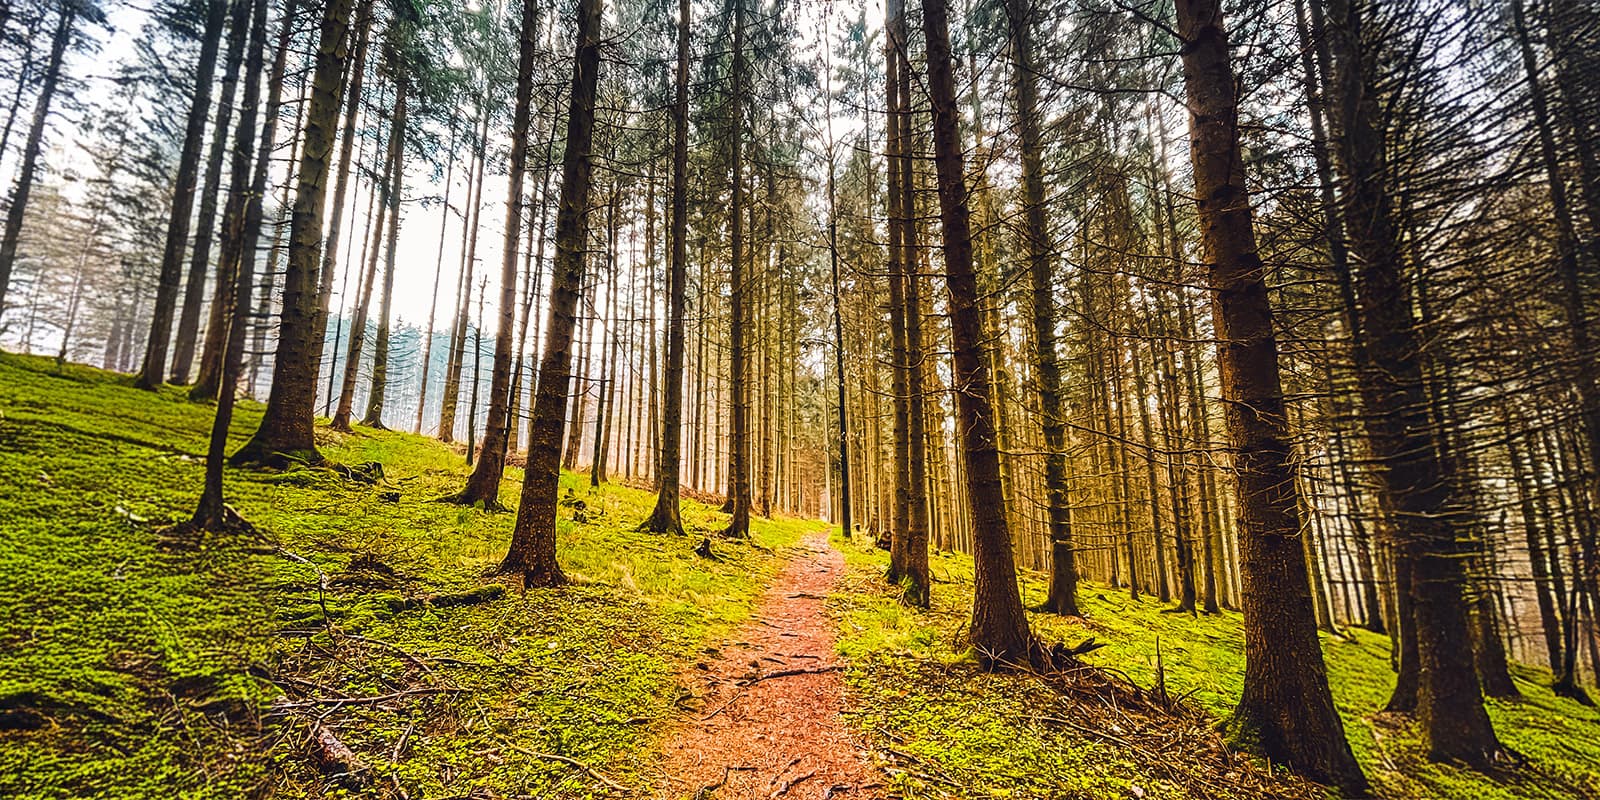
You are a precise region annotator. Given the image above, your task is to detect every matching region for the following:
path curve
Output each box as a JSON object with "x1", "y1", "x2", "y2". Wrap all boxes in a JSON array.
[{"x1": 652, "y1": 530, "x2": 885, "y2": 800}]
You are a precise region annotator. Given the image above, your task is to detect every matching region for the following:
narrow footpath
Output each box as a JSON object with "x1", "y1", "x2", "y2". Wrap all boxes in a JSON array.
[{"x1": 652, "y1": 530, "x2": 886, "y2": 800}]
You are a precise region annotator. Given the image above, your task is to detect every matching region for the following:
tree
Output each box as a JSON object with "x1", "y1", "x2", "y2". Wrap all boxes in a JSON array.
[
  {"x1": 231, "y1": 0, "x2": 359, "y2": 466},
  {"x1": 188, "y1": 0, "x2": 272, "y2": 532},
  {"x1": 499, "y1": 0, "x2": 603, "y2": 587},
  {"x1": 639, "y1": 0, "x2": 692, "y2": 536},
  {"x1": 1171, "y1": 0, "x2": 1366, "y2": 791},
  {"x1": 360, "y1": 58, "x2": 407, "y2": 431},
  {"x1": 190, "y1": 0, "x2": 301, "y2": 402},
  {"x1": 1004, "y1": 0, "x2": 1076, "y2": 618},
  {"x1": 919, "y1": 0, "x2": 1034, "y2": 667},
  {"x1": 1321, "y1": 0, "x2": 1503, "y2": 767},
  {"x1": 0, "y1": 2, "x2": 89, "y2": 322},
  {"x1": 722, "y1": 0, "x2": 753, "y2": 539},
  {"x1": 171, "y1": 0, "x2": 252, "y2": 385},
  {"x1": 451, "y1": 0, "x2": 542, "y2": 510},
  {"x1": 136, "y1": 0, "x2": 228, "y2": 390}
]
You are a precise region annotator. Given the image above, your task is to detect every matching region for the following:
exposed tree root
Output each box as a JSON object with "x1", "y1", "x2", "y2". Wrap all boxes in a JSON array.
[
  {"x1": 434, "y1": 490, "x2": 508, "y2": 512},
  {"x1": 694, "y1": 537, "x2": 720, "y2": 561}
]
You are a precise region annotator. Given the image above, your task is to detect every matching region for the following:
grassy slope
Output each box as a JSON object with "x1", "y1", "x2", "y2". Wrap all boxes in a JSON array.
[
  {"x1": 832, "y1": 535, "x2": 1600, "y2": 800},
  {"x1": 0, "y1": 352, "x2": 815, "y2": 799}
]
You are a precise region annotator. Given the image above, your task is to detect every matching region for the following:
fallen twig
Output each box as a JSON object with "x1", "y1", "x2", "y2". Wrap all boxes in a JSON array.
[
  {"x1": 772, "y1": 770, "x2": 815, "y2": 797},
  {"x1": 738, "y1": 665, "x2": 841, "y2": 685},
  {"x1": 508, "y1": 745, "x2": 628, "y2": 792},
  {"x1": 277, "y1": 686, "x2": 463, "y2": 710},
  {"x1": 694, "y1": 765, "x2": 756, "y2": 800}
]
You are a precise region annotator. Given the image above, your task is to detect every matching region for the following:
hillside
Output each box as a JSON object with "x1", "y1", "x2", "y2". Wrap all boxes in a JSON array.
[{"x1": 3, "y1": 352, "x2": 1600, "y2": 799}]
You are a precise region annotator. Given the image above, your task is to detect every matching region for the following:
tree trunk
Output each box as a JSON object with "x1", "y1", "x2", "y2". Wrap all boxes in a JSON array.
[
  {"x1": 231, "y1": 0, "x2": 358, "y2": 466},
  {"x1": 137, "y1": 0, "x2": 228, "y2": 390},
  {"x1": 1172, "y1": 0, "x2": 1367, "y2": 791},
  {"x1": 1004, "y1": 0, "x2": 1077, "y2": 616},
  {"x1": 1515, "y1": 0, "x2": 1600, "y2": 702},
  {"x1": 884, "y1": 0, "x2": 912, "y2": 582},
  {"x1": 1321, "y1": 0, "x2": 1501, "y2": 767},
  {"x1": 191, "y1": 0, "x2": 300, "y2": 402},
  {"x1": 192, "y1": 0, "x2": 272, "y2": 530},
  {"x1": 920, "y1": 0, "x2": 1034, "y2": 668},
  {"x1": 453, "y1": 0, "x2": 541, "y2": 507},
  {"x1": 171, "y1": 0, "x2": 252, "y2": 385},
  {"x1": 439, "y1": 106, "x2": 490, "y2": 443},
  {"x1": 415, "y1": 117, "x2": 460, "y2": 433},
  {"x1": 642, "y1": 0, "x2": 691, "y2": 535},
  {"x1": 332, "y1": 91, "x2": 395, "y2": 432},
  {"x1": 722, "y1": 0, "x2": 752, "y2": 539},
  {"x1": 360, "y1": 74, "x2": 405, "y2": 430},
  {"x1": 500, "y1": 0, "x2": 603, "y2": 587},
  {"x1": 316, "y1": 0, "x2": 375, "y2": 397}
]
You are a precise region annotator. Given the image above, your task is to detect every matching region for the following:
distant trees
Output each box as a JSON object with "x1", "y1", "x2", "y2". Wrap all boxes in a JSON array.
[{"x1": 0, "y1": 2, "x2": 98, "y2": 322}]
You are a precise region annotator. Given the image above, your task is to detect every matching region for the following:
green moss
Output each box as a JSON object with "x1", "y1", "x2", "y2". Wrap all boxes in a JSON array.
[
  {"x1": 830, "y1": 529, "x2": 1600, "y2": 799},
  {"x1": 0, "y1": 351, "x2": 811, "y2": 799}
]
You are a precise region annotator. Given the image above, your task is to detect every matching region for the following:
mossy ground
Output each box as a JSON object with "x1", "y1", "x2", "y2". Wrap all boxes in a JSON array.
[
  {"x1": 830, "y1": 533, "x2": 1600, "y2": 800},
  {"x1": 0, "y1": 352, "x2": 814, "y2": 799},
  {"x1": 8, "y1": 349, "x2": 1600, "y2": 800}
]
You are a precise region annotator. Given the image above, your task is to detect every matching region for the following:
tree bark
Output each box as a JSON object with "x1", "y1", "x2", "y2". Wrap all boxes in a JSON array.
[
  {"x1": 415, "y1": 117, "x2": 460, "y2": 433},
  {"x1": 316, "y1": 0, "x2": 375, "y2": 398}
]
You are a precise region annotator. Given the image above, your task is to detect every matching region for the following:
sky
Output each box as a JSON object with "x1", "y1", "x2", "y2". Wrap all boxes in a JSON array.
[{"x1": 29, "y1": 0, "x2": 884, "y2": 337}]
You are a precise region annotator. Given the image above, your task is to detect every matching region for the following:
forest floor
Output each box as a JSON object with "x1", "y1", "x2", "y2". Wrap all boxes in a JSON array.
[
  {"x1": 831, "y1": 540, "x2": 1600, "y2": 800},
  {"x1": 4, "y1": 350, "x2": 1600, "y2": 800}
]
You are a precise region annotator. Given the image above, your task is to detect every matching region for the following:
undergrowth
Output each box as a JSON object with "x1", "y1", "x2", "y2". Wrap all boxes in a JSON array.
[
  {"x1": 0, "y1": 351, "x2": 812, "y2": 799},
  {"x1": 830, "y1": 531, "x2": 1600, "y2": 800}
]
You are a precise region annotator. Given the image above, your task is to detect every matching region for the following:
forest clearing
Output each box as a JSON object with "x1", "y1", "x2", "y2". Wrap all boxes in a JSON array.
[{"x1": 3, "y1": 0, "x2": 1600, "y2": 796}]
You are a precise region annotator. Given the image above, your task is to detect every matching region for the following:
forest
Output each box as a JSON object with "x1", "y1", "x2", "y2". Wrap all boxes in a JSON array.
[{"x1": 1, "y1": 0, "x2": 1599, "y2": 796}]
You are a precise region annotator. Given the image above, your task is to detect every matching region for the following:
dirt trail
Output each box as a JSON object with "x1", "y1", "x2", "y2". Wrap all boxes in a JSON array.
[{"x1": 652, "y1": 530, "x2": 886, "y2": 800}]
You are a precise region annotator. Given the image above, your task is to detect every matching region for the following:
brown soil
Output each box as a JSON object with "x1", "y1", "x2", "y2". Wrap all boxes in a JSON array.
[{"x1": 652, "y1": 530, "x2": 886, "y2": 800}]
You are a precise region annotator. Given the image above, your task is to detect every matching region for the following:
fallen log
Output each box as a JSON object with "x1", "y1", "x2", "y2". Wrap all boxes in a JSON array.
[{"x1": 382, "y1": 584, "x2": 506, "y2": 613}]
